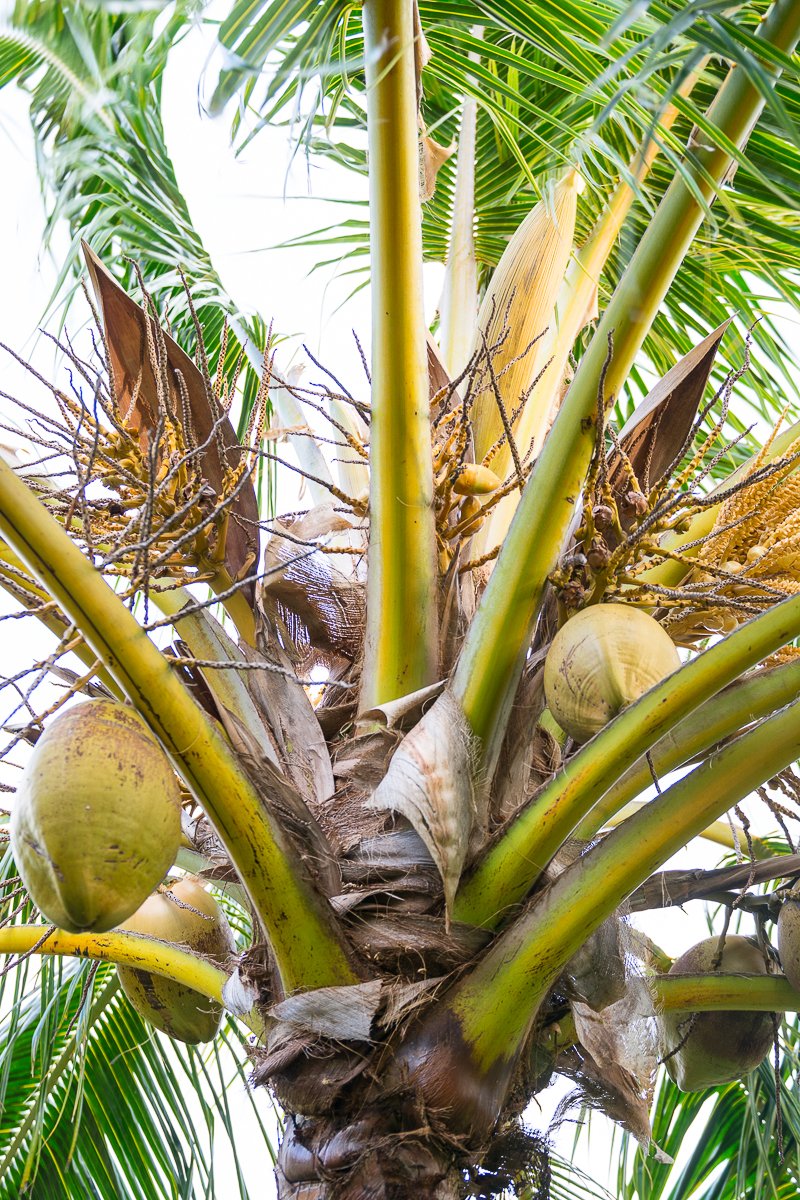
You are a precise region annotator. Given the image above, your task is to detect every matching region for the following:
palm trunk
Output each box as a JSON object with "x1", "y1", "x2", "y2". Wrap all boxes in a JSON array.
[{"x1": 275, "y1": 1112, "x2": 462, "y2": 1199}]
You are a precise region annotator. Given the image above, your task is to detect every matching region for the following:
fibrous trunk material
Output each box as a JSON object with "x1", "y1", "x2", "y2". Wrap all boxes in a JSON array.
[{"x1": 275, "y1": 1110, "x2": 463, "y2": 1199}]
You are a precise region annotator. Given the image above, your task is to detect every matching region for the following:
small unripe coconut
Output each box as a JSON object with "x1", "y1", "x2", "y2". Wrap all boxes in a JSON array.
[
  {"x1": 117, "y1": 877, "x2": 235, "y2": 1044},
  {"x1": 451, "y1": 464, "x2": 501, "y2": 496},
  {"x1": 543, "y1": 604, "x2": 680, "y2": 742},
  {"x1": 777, "y1": 895, "x2": 800, "y2": 990},
  {"x1": 11, "y1": 700, "x2": 181, "y2": 933},
  {"x1": 459, "y1": 495, "x2": 482, "y2": 523},
  {"x1": 659, "y1": 935, "x2": 775, "y2": 1092}
]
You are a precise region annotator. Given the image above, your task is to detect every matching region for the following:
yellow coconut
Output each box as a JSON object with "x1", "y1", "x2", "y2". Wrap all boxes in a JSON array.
[
  {"x1": 11, "y1": 700, "x2": 181, "y2": 933},
  {"x1": 451, "y1": 463, "x2": 501, "y2": 496},
  {"x1": 117, "y1": 877, "x2": 235, "y2": 1044},
  {"x1": 543, "y1": 603, "x2": 681, "y2": 742},
  {"x1": 659, "y1": 935, "x2": 775, "y2": 1092}
]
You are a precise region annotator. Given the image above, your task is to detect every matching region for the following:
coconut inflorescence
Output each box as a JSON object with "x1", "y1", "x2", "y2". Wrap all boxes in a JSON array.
[
  {"x1": 117, "y1": 877, "x2": 235, "y2": 1044},
  {"x1": 543, "y1": 602, "x2": 681, "y2": 742},
  {"x1": 658, "y1": 935, "x2": 776, "y2": 1092},
  {"x1": 11, "y1": 700, "x2": 182, "y2": 933}
]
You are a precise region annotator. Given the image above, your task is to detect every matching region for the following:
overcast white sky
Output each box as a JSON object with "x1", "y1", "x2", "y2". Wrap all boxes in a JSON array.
[{"x1": 0, "y1": 7, "x2": 789, "y2": 1198}]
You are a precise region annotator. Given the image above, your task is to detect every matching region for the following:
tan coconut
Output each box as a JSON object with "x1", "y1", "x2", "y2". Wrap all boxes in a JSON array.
[
  {"x1": 11, "y1": 700, "x2": 181, "y2": 933},
  {"x1": 117, "y1": 877, "x2": 235, "y2": 1044},
  {"x1": 543, "y1": 603, "x2": 681, "y2": 742},
  {"x1": 659, "y1": 935, "x2": 775, "y2": 1092}
]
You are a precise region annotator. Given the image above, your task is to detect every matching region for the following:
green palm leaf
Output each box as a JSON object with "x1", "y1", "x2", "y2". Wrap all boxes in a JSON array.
[
  {"x1": 0, "y1": 957, "x2": 275, "y2": 1199},
  {"x1": 215, "y1": 0, "x2": 800, "y2": 444}
]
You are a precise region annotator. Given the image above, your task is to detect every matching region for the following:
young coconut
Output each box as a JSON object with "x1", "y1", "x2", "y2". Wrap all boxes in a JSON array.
[
  {"x1": 543, "y1": 603, "x2": 681, "y2": 742},
  {"x1": 11, "y1": 700, "x2": 182, "y2": 933},
  {"x1": 117, "y1": 877, "x2": 235, "y2": 1045},
  {"x1": 777, "y1": 893, "x2": 800, "y2": 990},
  {"x1": 658, "y1": 934, "x2": 776, "y2": 1092}
]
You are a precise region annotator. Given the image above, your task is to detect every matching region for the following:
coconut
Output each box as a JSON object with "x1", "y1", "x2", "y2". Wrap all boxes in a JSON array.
[
  {"x1": 117, "y1": 877, "x2": 235, "y2": 1044},
  {"x1": 659, "y1": 935, "x2": 775, "y2": 1092},
  {"x1": 543, "y1": 603, "x2": 681, "y2": 742},
  {"x1": 11, "y1": 700, "x2": 181, "y2": 933},
  {"x1": 777, "y1": 895, "x2": 800, "y2": 991}
]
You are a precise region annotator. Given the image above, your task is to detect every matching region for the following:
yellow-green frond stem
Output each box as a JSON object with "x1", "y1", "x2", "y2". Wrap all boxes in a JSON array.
[
  {"x1": 455, "y1": 592, "x2": 800, "y2": 929},
  {"x1": 152, "y1": 584, "x2": 280, "y2": 765},
  {"x1": 578, "y1": 656, "x2": 800, "y2": 840},
  {"x1": 0, "y1": 458, "x2": 358, "y2": 992},
  {"x1": 0, "y1": 538, "x2": 123, "y2": 698},
  {"x1": 600, "y1": 802, "x2": 764, "y2": 856},
  {"x1": 451, "y1": 0, "x2": 800, "y2": 774},
  {"x1": 655, "y1": 974, "x2": 800, "y2": 1014},
  {"x1": 360, "y1": 0, "x2": 439, "y2": 710},
  {"x1": 0, "y1": 925, "x2": 226, "y2": 1002}
]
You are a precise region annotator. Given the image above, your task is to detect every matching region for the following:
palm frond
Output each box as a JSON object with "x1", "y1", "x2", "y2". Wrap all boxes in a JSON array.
[
  {"x1": 214, "y1": 0, "x2": 800, "y2": 454},
  {"x1": 0, "y1": 923, "x2": 274, "y2": 1198}
]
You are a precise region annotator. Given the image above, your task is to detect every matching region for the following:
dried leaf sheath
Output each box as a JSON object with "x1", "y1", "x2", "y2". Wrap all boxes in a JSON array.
[{"x1": 83, "y1": 244, "x2": 260, "y2": 603}]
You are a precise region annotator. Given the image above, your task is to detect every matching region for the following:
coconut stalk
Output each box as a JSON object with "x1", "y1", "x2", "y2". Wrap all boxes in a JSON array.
[
  {"x1": 451, "y1": 0, "x2": 800, "y2": 775},
  {"x1": 655, "y1": 974, "x2": 800, "y2": 1013},
  {"x1": 0, "y1": 455, "x2": 358, "y2": 993},
  {"x1": 360, "y1": 0, "x2": 439, "y2": 710},
  {"x1": 577, "y1": 656, "x2": 800, "y2": 839},
  {"x1": 402, "y1": 696, "x2": 800, "y2": 1135},
  {"x1": 0, "y1": 926, "x2": 227, "y2": 1002},
  {"x1": 455, "y1": 590, "x2": 800, "y2": 929}
]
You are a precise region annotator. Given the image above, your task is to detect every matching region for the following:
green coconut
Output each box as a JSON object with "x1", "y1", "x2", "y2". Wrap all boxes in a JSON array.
[
  {"x1": 659, "y1": 935, "x2": 775, "y2": 1092},
  {"x1": 777, "y1": 895, "x2": 800, "y2": 991},
  {"x1": 543, "y1": 603, "x2": 681, "y2": 742},
  {"x1": 117, "y1": 877, "x2": 235, "y2": 1044},
  {"x1": 11, "y1": 700, "x2": 181, "y2": 933}
]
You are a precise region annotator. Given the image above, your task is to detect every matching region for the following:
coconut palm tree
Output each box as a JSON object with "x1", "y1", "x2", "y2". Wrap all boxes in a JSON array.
[{"x1": 4, "y1": 0, "x2": 800, "y2": 1196}]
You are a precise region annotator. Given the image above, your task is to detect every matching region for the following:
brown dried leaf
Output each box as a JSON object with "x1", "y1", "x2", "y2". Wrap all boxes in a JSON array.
[
  {"x1": 360, "y1": 679, "x2": 444, "y2": 730},
  {"x1": 260, "y1": 505, "x2": 364, "y2": 661},
  {"x1": 421, "y1": 135, "x2": 454, "y2": 202},
  {"x1": 243, "y1": 637, "x2": 334, "y2": 810},
  {"x1": 367, "y1": 689, "x2": 480, "y2": 918},
  {"x1": 564, "y1": 980, "x2": 664, "y2": 1153},
  {"x1": 609, "y1": 318, "x2": 732, "y2": 500},
  {"x1": 220, "y1": 714, "x2": 340, "y2": 899},
  {"x1": 427, "y1": 334, "x2": 452, "y2": 406},
  {"x1": 83, "y1": 243, "x2": 260, "y2": 599},
  {"x1": 271, "y1": 980, "x2": 383, "y2": 1041},
  {"x1": 564, "y1": 915, "x2": 629, "y2": 1011}
]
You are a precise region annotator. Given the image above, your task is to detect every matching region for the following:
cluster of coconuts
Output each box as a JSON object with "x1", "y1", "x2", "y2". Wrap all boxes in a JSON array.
[
  {"x1": 10, "y1": 700, "x2": 233, "y2": 1044},
  {"x1": 543, "y1": 606, "x2": 791, "y2": 1092}
]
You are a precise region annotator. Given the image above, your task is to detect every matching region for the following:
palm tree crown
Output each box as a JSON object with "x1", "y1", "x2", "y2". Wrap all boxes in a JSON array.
[{"x1": 2, "y1": 1, "x2": 800, "y2": 1196}]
